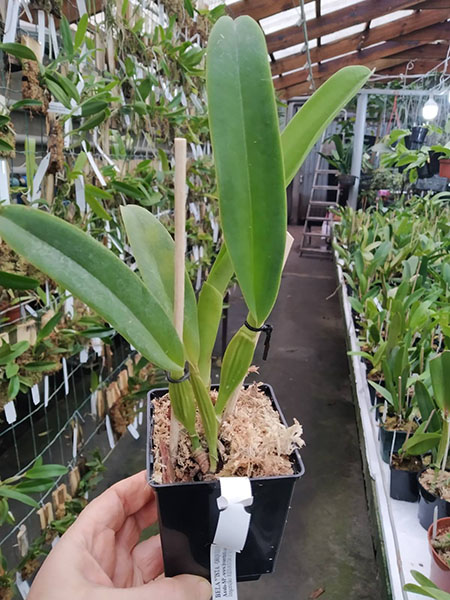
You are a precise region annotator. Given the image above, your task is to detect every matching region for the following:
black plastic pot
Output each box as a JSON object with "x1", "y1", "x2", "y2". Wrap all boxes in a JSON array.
[
  {"x1": 411, "y1": 126, "x2": 428, "y2": 145},
  {"x1": 429, "y1": 151, "x2": 440, "y2": 176},
  {"x1": 379, "y1": 425, "x2": 407, "y2": 464},
  {"x1": 338, "y1": 174, "x2": 357, "y2": 188},
  {"x1": 418, "y1": 471, "x2": 450, "y2": 530},
  {"x1": 390, "y1": 457, "x2": 421, "y2": 502},
  {"x1": 147, "y1": 383, "x2": 305, "y2": 581},
  {"x1": 367, "y1": 383, "x2": 376, "y2": 407},
  {"x1": 418, "y1": 163, "x2": 431, "y2": 179}
]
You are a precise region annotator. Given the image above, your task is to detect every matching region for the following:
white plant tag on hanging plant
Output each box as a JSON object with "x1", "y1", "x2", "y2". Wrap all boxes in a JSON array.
[
  {"x1": 105, "y1": 414, "x2": 115, "y2": 449},
  {"x1": 0, "y1": 159, "x2": 10, "y2": 204},
  {"x1": 127, "y1": 423, "x2": 139, "y2": 439},
  {"x1": 79, "y1": 347, "x2": 89, "y2": 364},
  {"x1": 72, "y1": 422, "x2": 78, "y2": 459},
  {"x1": 31, "y1": 384, "x2": 40, "y2": 406},
  {"x1": 90, "y1": 390, "x2": 97, "y2": 417},
  {"x1": 62, "y1": 357, "x2": 69, "y2": 396},
  {"x1": 3, "y1": 0, "x2": 20, "y2": 44},
  {"x1": 64, "y1": 293, "x2": 74, "y2": 319},
  {"x1": 44, "y1": 376, "x2": 50, "y2": 407},
  {"x1": 4, "y1": 400, "x2": 17, "y2": 424},
  {"x1": 31, "y1": 152, "x2": 51, "y2": 202},
  {"x1": 25, "y1": 304, "x2": 38, "y2": 318},
  {"x1": 15, "y1": 572, "x2": 30, "y2": 599},
  {"x1": 37, "y1": 10, "x2": 45, "y2": 61},
  {"x1": 138, "y1": 399, "x2": 144, "y2": 425},
  {"x1": 49, "y1": 15, "x2": 59, "y2": 58}
]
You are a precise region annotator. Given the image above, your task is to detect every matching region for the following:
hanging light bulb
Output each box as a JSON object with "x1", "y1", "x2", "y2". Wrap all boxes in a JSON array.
[{"x1": 422, "y1": 96, "x2": 439, "y2": 121}]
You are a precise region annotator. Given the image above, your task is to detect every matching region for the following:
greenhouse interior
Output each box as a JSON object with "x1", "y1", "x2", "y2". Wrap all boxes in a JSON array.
[{"x1": 0, "y1": 0, "x2": 449, "y2": 599}]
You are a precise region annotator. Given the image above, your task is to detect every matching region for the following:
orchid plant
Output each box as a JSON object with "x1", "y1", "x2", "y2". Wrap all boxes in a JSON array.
[{"x1": 0, "y1": 16, "x2": 370, "y2": 472}]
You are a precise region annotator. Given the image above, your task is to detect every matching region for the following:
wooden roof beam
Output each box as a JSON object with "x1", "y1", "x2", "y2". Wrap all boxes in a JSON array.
[
  {"x1": 226, "y1": 0, "x2": 312, "y2": 21},
  {"x1": 274, "y1": 34, "x2": 436, "y2": 91},
  {"x1": 280, "y1": 56, "x2": 417, "y2": 97},
  {"x1": 266, "y1": 0, "x2": 429, "y2": 54},
  {"x1": 271, "y1": 11, "x2": 449, "y2": 76}
]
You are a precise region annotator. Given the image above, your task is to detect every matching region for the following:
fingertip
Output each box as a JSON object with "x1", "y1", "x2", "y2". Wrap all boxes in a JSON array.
[{"x1": 173, "y1": 574, "x2": 212, "y2": 599}]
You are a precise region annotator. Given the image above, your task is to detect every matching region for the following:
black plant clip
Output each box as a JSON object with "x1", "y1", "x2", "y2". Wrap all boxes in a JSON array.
[
  {"x1": 244, "y1": 321, "x2": 273, "y2": 360},
  {"x1": 165, "y1": 364, "x2": 190, "y2": 384}
]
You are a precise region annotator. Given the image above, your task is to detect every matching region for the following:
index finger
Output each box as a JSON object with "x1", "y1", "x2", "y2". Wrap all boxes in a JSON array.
[{"x1": 76, "y1": 470, "x2": 156, "y2": 532}]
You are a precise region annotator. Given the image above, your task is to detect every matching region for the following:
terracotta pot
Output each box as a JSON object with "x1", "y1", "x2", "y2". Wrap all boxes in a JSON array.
[
  {"x1": 428, "y1": 517, "x2": 450, "y2": 592},
  {"x1": 439, "y1": 159, "x2": 450, "y2": 179}
]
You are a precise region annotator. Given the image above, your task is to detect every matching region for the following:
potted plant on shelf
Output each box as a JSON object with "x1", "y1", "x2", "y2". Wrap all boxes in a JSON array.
[
  {"x1": 0, "y1": 16, "x2": 370, "y2": 582},
  {"x1": 431, "y1": 143, "x2": 450, "y2": 178},
  {"x1": 390, "y1": 381, "x2": 442, "y2": 503},
  {"x1": 428, "y1": 517, "x2": 450, "y2": 593},
  {"x1": 418, "y1": 352, "x2": 450, "y2": 530}
]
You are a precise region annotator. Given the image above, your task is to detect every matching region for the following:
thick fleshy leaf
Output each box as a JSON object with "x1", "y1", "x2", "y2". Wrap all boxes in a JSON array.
[
  {"x1": 282, "y1": 66, "x2": 371, "y2": 187},
  {"x1": 0, "y1": 205, "x2": 184, "y2": 372},
  {"x1": 430, "y1": 351, "x2": 450, "y2": 412},
  {"x1": 120, "y1": 205, "x2": 199, "y2": 365},
  {"x1": 207, "y1": 16, "x2": 286, "y2": 325},
  {"x1": 0, "y1": 271, "x2": 39, "y2": 290}
]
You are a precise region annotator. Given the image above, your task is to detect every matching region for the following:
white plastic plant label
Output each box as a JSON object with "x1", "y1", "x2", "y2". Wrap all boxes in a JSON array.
[
  {"x1": 31, "y1": 152, "x2": 51, "y2": 202},
  {"x1": 62, "y1": 357, "x2": 69, "y2": 396},
  {"x1": 210, "y1": 545, "x2": 238, "y2": 600},
  {"x1": 105, "y1": 414, "x2": 115, "y2": 449},
  {"x1": 90, "y1": 390, "x2": 97, "y2": 417},
  {"x1": 0, "y1": 159, "x2": 10, "y2": 203},
  {"x1": 127, "y1": 423, "x2": 139, "y2": 439},
  {"x1": 44, "y1": 376, "x2": 50, "y2": 407},
  {"x1": 15, "y1": 572, "x2": 30, "y2": 599},
  {"x1": 138, "y1": 399, "x2": 144, "y2": 425},
  {"x1": 210, "y1": 477, "x2": 253, "y2": 600},
  {"x1": 72, "y1": 422, "x2": 78, "y2": 459},
  {"x1": 31, "y1": 384, "x2": 40, "y2": 406},
  {"x1": 49, "y1": 15, "x2": 59, "y2": 58},
  {"x1": 65, "y1": 293, "x2": 74, "y2": 319},
  {"x1": 4, "y1": 401, "x2": 17, "y2": 424},
  {"x1": 79, "y1": 347, "x2": 89, "y2": 364}
]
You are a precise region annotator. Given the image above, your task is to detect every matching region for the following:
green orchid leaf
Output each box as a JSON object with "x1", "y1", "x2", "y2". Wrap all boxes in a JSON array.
[
  {"x1": 0, "y1": 42, "x2": 37, "y2": 61},
  {"x1": 0, "y1": 271, "x2": 39, "y2": 290},
  {"x1": 120, "y1": 205, "x2": 199, "y2": 365},
  {"x1": 10, "y1": 99, "x2": 42, "y2": 111},
  {"x1": 25, "y1": 463, "x2": 67, "y2": 479},
  {"x1": 0, "y1": 341, "x2": 30, "y2": 366},
  {"x1": 0, "y1": 486, "x2": 39, "y2": 508},
  {"x1": 197, "y1": 244, "x2": 234, "y2": 385},
  {"x1": 282, "y1": 66, "x2": 371, "y2": 187},
  {"x1": 402, "y1": 432, "x2": 441, "y2": 456},
  {"x1": 430, "y1": 351, "x2": 450, "y2": 413},
  {"x1": 207, "y1": 16, "x2": 286, "y2": 325},
  {"x1": 0, "y1": 205, "x2": 184, "y2": 372},
  {"x1": 0, "y1": 139, "x2": 14, "y2": 152}
]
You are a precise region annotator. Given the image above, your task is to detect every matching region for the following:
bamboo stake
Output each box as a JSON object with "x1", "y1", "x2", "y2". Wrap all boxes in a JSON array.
[
  {"x1": 169, "y1": 138, "x2": 187, "y2": 460},
  {"x1": 173, "y1": 137, "x2": 187, "y2": 339}
]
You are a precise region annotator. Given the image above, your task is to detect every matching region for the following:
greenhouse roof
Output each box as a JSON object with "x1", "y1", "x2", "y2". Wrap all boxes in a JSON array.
[{"x1": 224, "y1": 0, "x2": 450, "y2": 98}]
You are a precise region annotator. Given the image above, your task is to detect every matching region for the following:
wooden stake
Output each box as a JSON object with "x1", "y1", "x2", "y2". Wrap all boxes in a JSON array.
[
  {"x1": 173, "y1": 137, "x2": 187, "y2": 341},
  {"x1": 170, "y1": 138, "x2": 187, "y2": 461}
]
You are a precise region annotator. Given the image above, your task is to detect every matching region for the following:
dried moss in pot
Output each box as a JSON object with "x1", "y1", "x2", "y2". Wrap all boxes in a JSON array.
[
  {"x1": 47, "y1": 116, "x2": 64, "y2": 175},
  {"x1": 152, "y1": 382, "x2": 304, "y2": 483},
  {"x1": 22, "y1": 60, "x2": 49, "y2": 115}
]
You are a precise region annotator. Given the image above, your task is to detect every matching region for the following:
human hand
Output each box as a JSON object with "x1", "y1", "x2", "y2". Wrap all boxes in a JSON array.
[{"x1": 28, "y1": 470, "x2": 211, "y2": 600}]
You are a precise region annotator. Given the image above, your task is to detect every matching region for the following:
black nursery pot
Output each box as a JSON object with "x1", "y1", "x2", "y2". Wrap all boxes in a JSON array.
[
  {"x1": 411, "y1": 126, "x2": 428, "y2": 145},
  {"x1": 379, "y1": 425, "x2": 407, "y2": 464},
  {"x1": 338, "y1": 174, "x2": 357, "y2": 188},
  {"x1": 390, "y1": 459, "x2": 420, "y2": 502},
  {"x1": 418, "y1": 472, "x2": 450, "y2": 530},
  {"x1": 146, "y1": 383, "x2": 305, "y2": 582}
]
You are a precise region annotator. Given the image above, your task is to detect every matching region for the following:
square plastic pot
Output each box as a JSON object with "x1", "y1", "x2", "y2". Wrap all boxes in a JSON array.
[
  {"x1": 146, "y1": 383, "x2": 305, "y2": 582},
  {"x1": 389, "y1": 459, "x2": 420, "y2": 503},
  {"x1": 419, "y1": 472, "x2": 450, "y2": 530},
  {"x1": 379, "y1": 425, "x2": 407, "y2": 464}
]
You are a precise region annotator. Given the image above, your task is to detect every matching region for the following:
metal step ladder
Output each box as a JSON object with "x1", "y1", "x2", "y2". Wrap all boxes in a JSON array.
[{"x1": 299, "y1": 134, "x2": 341, "y2": 257}]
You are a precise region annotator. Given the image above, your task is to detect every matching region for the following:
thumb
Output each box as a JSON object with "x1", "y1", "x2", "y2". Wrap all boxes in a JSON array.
[{"x1": 119, "y1": 574, "x2": 212, "y2": 600}]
